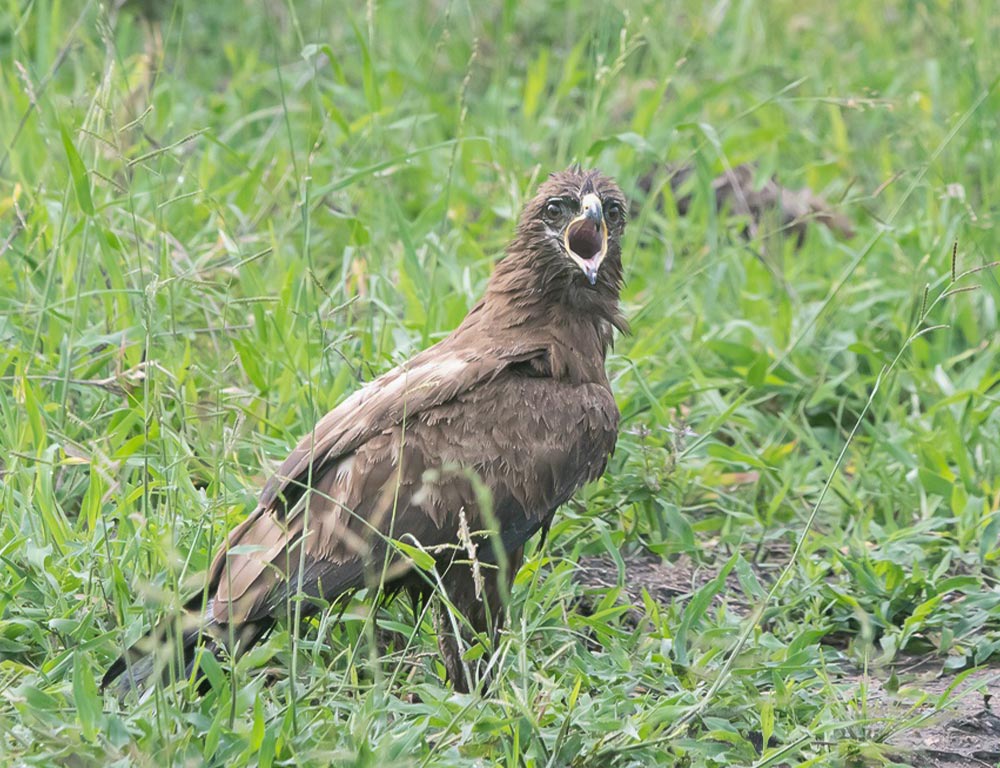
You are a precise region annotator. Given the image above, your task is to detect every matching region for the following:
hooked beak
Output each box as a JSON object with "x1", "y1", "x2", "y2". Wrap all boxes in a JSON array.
[{"x1": 564, "y1": 193, "x2": 608, "y2": 285}]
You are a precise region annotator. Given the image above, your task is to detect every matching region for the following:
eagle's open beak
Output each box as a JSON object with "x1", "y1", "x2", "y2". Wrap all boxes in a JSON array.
[{"x1": 564, "y1": 193, "x2": 608, "y2": 285}]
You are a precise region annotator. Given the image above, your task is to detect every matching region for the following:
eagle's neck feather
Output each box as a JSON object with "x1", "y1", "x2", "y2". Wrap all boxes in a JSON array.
[{"x1": 461, "y1": 250, "x2": 623, "y2": 385}]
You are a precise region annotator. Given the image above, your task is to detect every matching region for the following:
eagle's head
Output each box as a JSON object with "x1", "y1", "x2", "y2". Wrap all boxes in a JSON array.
[{"x1": 514, "y1": 167, "x2": 628, "y2": 293}]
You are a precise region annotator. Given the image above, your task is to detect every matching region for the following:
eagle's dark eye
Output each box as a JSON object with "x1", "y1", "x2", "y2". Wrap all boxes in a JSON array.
[
  {"x1": 605, "y1": 201, "x2": 623, "y2": 226},
  {"x1": 544, "y1": 199, "x2": 564, "y2": 221}
]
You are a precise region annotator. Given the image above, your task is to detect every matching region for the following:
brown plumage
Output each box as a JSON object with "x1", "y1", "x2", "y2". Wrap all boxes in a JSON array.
[{"x1": 103, "y1": 167, "x2": 628, "y2": 694}]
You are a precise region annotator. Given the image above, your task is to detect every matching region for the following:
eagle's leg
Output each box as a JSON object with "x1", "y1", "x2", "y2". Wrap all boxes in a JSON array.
[{"x1": 435, "y1": 547, "x2": 523, "y2": 693}]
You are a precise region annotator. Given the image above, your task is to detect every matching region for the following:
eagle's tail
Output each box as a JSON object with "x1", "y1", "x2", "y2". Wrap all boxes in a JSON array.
[
  {"x1": 101, "y1": 614, "x2": 214, "y2": 695},
  {"x1": 101, "y1": 610, "x2": 273, "y2": 695}
]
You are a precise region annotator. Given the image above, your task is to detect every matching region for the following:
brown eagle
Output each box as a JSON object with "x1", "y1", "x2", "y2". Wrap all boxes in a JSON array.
[{"x1": 103, "y1": 167, "x2": 628, "y2": 694}]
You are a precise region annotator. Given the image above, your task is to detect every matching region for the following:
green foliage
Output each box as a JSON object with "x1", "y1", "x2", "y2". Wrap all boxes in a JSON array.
[{"x1": 1, "y1": 0, "x2": 999, "y2": 765}]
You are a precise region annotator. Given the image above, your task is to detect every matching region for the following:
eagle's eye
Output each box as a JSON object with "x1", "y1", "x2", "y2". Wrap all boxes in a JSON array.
[
  {"x1": 543, "y1": 199, "x2": 565, "y2": 221},
  {"x1": 605, "y1": 201, "x2": 624, "y2": 226}
]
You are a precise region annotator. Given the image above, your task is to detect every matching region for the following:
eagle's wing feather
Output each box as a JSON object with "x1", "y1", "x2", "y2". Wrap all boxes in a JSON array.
[{"x1": 206, "y1": 359, "x2": 618, "y2": 628}]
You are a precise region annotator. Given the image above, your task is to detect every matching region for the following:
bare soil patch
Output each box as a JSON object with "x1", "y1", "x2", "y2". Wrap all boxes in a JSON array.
[{"x1": 574, "y1": 550, "x2": 1000, "y2": 767}]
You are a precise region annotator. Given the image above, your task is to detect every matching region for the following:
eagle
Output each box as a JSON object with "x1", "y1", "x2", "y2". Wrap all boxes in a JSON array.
[{"x1": 103, "y1": 167, "x2": 628, "y2": 694}]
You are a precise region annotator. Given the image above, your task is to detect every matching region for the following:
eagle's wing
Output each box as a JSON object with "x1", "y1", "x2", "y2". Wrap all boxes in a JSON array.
[{"x1": 205, "y1": 355, "x2": 618, "y2": 629}]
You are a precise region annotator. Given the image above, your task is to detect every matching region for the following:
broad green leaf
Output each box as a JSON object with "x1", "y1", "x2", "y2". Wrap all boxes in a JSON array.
[{"x1": 59, "y1": 124, "x2": 94, "y2": 216}]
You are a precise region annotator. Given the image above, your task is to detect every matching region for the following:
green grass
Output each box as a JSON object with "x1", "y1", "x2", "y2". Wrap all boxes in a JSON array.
[{"x1": 2, "y1": 0, "x2": 999, "y2": 765}]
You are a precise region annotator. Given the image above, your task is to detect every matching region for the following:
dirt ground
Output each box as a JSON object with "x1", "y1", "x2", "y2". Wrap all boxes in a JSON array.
[
  {"x1": 574, "y1": 551, "x2": 1000, "y2": 768},
  {"x1": 866, "y1": 662, "x2": 1000, "y2": 768}
]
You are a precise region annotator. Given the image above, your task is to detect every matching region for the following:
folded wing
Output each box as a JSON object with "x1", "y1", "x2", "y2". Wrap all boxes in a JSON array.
[{"x1": 204, "y1": 356, "x2": 618, "y2": 630}]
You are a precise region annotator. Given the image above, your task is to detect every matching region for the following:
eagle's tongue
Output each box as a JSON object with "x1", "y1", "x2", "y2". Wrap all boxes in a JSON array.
[{"x1": 568, "y1": 219, "x2": 603, "y2": 261}]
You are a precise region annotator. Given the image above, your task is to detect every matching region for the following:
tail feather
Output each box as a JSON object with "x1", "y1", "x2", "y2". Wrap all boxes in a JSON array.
[
  {"x1": 101, "y1": 621, "x2": 214, "y2": 695},
  {"x1": 102, "y1": 609, "x2": 275, "y2": 696}
]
